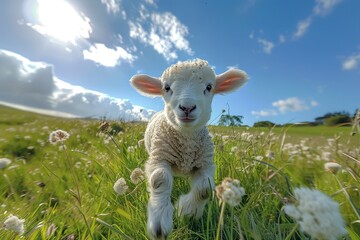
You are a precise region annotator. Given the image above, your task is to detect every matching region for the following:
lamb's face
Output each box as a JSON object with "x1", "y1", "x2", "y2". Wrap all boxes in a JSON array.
[
  {"x1": 161, "y1": 66, "x2": 216, "y2": 130},
  {"x1": 130, "y1": 59, "x2": 248, "y2": 131}
]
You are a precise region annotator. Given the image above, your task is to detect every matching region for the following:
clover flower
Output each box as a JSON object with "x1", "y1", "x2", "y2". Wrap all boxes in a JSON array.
[
  {"x1": 284, "y1": 187, "x2": 347, "y2": 240},
  {"x1": 3, "y1": 214, "x2": 25, "y2": 235},
  {"x1": 0, "y1": 158, "x2": 12, "y2": 169},
  {"x1": 113, "y1": 177, "x2": 128, "y2": 195},
  {"x1": 130, "y1": 168, "x2": 144, "y2": 184},
  {"x1": 215, "y1": 177, "x2": 245, "y2": 207},
  {"x1": 49, "y1": 129, "x2": 70, "y2": 145},
  {"x1": 324, "y1": 162, "x2": 342, "y2": 174}
]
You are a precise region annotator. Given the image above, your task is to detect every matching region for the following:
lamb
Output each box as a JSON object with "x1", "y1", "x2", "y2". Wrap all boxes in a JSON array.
[{"x1": 130, "y1": 59, "x2": 248, "y2": 239}]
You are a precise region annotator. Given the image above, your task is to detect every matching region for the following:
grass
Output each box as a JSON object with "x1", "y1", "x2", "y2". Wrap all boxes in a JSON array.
[{"x1": 0, "y1": 104, "x2": 359, "y2": 239}]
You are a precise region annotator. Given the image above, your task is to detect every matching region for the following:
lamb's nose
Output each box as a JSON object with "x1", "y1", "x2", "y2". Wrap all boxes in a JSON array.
[{"x1": 179, "y1": 104, "x2": 196, "y2": 114}]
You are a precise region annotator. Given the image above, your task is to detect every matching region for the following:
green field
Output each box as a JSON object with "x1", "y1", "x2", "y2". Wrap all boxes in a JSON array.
[{"x1": 0, "y1": 105, "x2": 359, "y2": 239}]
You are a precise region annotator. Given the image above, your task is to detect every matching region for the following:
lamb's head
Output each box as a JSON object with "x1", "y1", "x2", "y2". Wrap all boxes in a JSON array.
[{"x1": 130, "y1": 59, "x2": 248, "y2": 130}]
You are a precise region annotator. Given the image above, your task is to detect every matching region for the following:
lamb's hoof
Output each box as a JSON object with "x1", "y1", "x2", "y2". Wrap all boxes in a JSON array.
[
  {"x1": 147, "y1": 221, "x2": 169, "y2": 240},
  {"x1": 147, "y1": 203, "x2": 173, "y2": 240},
  {"x1": 176, "y1": 194, "x2": 206, "y2": 219}
]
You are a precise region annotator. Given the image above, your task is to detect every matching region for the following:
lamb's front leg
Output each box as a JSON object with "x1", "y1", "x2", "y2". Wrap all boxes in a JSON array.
[
  {"x1": 146, "y1": 162, "x2": 174, "y2": 240},
  {"x1": 176, "y1": 163, "x2": 215, "y2": 219}
]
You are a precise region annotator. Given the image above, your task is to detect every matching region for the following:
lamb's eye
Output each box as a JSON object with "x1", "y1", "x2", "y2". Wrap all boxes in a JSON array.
[
  {"x1": 164, "y1": 84, "x2": 171, "y2": 92},
  {"x1": 206, "y1": 84, "x2": 212, "y2": 92}
]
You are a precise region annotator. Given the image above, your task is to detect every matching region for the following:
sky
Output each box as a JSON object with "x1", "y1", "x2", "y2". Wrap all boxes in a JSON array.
[{"x1": 0, "y1": 0, "x2": 359, "y2": 126}]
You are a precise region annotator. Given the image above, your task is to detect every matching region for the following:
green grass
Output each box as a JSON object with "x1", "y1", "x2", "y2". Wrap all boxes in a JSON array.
[{"x1": 0, "y1": 104, "x2": 359, "y2": 239}]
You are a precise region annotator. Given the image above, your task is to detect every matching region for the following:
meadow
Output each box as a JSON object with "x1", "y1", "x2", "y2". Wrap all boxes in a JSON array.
[{"x1": 0, "y1": 105, "x2": 359, "y2": 240}]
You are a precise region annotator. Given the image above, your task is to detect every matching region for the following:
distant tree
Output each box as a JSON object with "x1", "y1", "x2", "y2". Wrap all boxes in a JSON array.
[
  {"x1": 323, "y1": 115, "x2": 352, "y2": 126},
  {"x1": 315, "y1": 111, "x2": 350, "y2": 124},
  {"x1": 218, "y1": 114, "x2": 243, "y2": 126},
  {"x1": 253, "y1": 121, "x2": 276, "y2": 128}
]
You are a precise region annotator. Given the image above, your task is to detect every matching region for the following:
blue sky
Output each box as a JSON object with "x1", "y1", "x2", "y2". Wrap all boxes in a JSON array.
[{"x1": 0, "y1": 0, "x2": 359, "y2": 126}]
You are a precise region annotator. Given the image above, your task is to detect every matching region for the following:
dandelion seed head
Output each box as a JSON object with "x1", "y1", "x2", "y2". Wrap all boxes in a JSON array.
[
  {"x1": 284, "y1": 187, "x2": 347, "y2": 240},
  {"x1": 130, "y1": 168, "x2": 144, "y2": 184},
  {"x1": 324, "y1": 162, "x2": 342, "y2": 174},
  {"x1": 113, "y1": 177, "x2": 128, "y2": 195},
  {"x1": 215, "y1": 177, "x2": 245, "y2": 207},
  {"x1": 49, "y1": 129, "x2": 70, "y2": 145},
  {"x1": 3, "y1": 214, "x2": 25, "y2": 235}
]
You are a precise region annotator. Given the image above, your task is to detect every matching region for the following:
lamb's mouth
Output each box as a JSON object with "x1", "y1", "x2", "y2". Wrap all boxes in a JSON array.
[{"x1": 178, "y1": 117, "x2": 196, "y2": 123}]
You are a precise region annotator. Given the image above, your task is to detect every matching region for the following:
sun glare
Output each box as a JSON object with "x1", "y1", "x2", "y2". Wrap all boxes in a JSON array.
[{"x1": 36, "y1": 0, "x2": 91, "y2": 44}]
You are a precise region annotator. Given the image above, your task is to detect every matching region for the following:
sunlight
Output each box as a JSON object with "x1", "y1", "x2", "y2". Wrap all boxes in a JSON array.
[{"x1": 36, "y1": 0, "x2": 91, "y2": 44}]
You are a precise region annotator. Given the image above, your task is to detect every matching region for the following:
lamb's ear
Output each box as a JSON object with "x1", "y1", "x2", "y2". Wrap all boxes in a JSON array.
[
  {"x1": 214, "y1": 69, "x2": 248, "y2": 94},
  {"x1": 130, "y1": 74, "x2": 162, "y2": 97}
]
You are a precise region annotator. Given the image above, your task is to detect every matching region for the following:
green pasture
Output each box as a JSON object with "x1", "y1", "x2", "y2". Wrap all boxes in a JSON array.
[{"x1": 0, "y1": 105, "x2": 359, "y2": 239}]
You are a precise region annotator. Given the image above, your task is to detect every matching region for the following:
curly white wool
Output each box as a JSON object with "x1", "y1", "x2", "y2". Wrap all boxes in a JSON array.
[
  {"x1": 3, "y1": 214, "x2": 25, "y2": 235},
  {"x1": 284, "y1": 187, "x2": 347, "y2": 240},
  {"x1": 130, "y1": 59, "x2": 248, "y2": 239},
  {"x1": 113, "y1": 178, "x2": 128, "y2": 195}
]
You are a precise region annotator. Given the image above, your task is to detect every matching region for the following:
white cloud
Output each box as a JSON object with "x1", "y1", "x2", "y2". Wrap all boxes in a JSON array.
[
  {"x1": 293, "y1": 17, "x2": 312, "y2": 39},
  {"x1": 272, "y1": 97, "x2": 310, "y2": 113},
  {"x1": 342, "y1": 53, "x2": 360, "y2": 70},
  {"x1": 278, "y1": 34, "x2": 286, "y2": 44},
  {"x1": 293, "y1": 0, "x2": 342, "y2": 40},
  {"x1": 311, "y1": 100, "x2": 319, "y2": 107},
  {"x1": 0, "y1": 49, "x2": 155, "y2": 121},
  {"x1": 313, "y1": 0, "x2": 342, "y2": 16},
  {"x1": 257, "y1": 38, "x2": 274, "y2": 54},
  {"x1": 251, "y1": 109, "x2": 278, "y2": 117},
  {"x1": 100, "y1": 0, "x2": 126, "y2": 18},
  {"x1": 83, "y1": 43, "x2": 136, "y2": 67},
  {"x1": 129, "y1": 10, "x2": 193, "y2": 61}
]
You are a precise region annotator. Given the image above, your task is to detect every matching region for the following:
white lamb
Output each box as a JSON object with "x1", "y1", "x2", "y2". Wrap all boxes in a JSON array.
[{"x1": 130, "y1": 59, "x2": 247, "y2": 239}]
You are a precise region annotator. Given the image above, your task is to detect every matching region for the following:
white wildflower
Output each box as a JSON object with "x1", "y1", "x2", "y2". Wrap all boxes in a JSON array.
[
  {"x1": 321, "y1": 151, "x2": 332, "y2": 161},
  {"x1": 3, "y1": 214, "x2": 25, "y2": 235},
  {"x1": 265, "y1": 151, "x2": 275, "y2": 159},
  {"x1": 254, "y1": 155, "x2": 263, "y2": 161},
  {"x1": 324, "y1": 162, "x2": 342, "y2": 174},
  {"x1": 284, "y1": 187, "x2": 347, "y2": 240},
  {"x1": 327, "y1": 138, "x2": 335, "y2": 146},
  {"x1": 113, "y1": 178, "x2": 128, "y2": 195},
  {"x1": 222, "y1": 135, "x2": 230, "y2": 142},
  {"x1": 130, "y1": 168, "x2": 145, "y2": 184},
  {"x1": 127, "y1": 146, "x2": 136, "y2": 153},
  {"x1": 0, "y1": 158, "x2": 12, "y2": 169},
  {"x1": 215, "y1": 178, "x2": 245, "y2": 207},
  {"x1": 230, "y1": 146, "x2": 239, "y2": 153},
  {"x1": 49, "y1": 129, "x2": 70, "y2": 145}
]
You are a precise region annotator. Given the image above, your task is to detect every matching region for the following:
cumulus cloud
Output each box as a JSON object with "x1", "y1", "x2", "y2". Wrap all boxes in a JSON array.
[
  {"x1": 0, "y1": 49, "x2": 155, "y2": 121},
  {"x1": 342, "y1": 53, "x2": 360, "y2": 70},
  {"x1": 272, "y1": 97, "x2": 311, "y2": 113},
  {"x1": 83, "y1": 43, "x2": 136, "y2": 67},
  {"x1": 252, "y1": 98, "x2": 318, "y2": 118},
  {"x1": 257, "y1": 38, "x2": 275, "y2": 54},
  {"x1": 129, "y1": 7, "x2": 193, "y2": 61}
]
